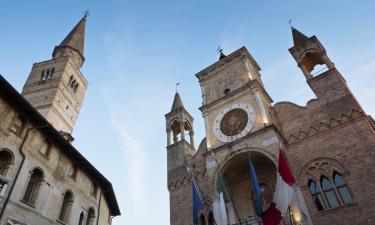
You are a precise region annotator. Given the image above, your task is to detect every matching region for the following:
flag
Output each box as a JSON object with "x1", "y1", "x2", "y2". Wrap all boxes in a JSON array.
[
  {"x1": 248, "y1": 155, "x2": 263, "y2": 217},
  {"x1": 262, "y1": 150, "x2": 296, "y2": 225},
  {"x1": 213, "y1": 173, "x2": 229, "y2": 225},
  {"x1": 216, "y1": 173, "x2": 228, "y2": 202},
  {"x1": 192, "y1": 182, "x2": 204, "y2": 225},
  {"x1": 213, "y1": 192, "x2": 229, "y2": 225}
]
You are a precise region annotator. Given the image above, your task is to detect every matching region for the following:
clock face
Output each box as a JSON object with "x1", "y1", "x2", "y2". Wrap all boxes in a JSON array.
[{"x1": 213, "y1": 103, "x2": 255, "y2": 143}]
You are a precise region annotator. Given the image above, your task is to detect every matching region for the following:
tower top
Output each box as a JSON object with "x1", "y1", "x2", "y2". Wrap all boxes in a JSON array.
[
  {"x1": 52, "y1": 15, "x2": 87, "y2": 66},
  {"x1": 291, "y1": 27, "x2": 309, "y2": 47},
  {"x1": 171, "y1": 92, "x2": 184, "y2": 111}
]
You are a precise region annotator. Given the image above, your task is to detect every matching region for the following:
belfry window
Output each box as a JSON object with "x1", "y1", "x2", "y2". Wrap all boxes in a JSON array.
[
  {"x1": 78, "y1": 211, "x2": 85, "y2": 225},
  {"x1": 321, "y1": 176, "x2": 339, "y2": 209},
  {"x1": 59, "y1": 190, "x2": 74, "y2": 222},
  {"x1": 308, "y1": 180, "x2": 325, "y2": 211},
  {"x1": 23, "y1": 168, "x2": 44, "y2": 206},
  {"x1": 333, "y1": 172, "x2": 353, "y2": 205}
]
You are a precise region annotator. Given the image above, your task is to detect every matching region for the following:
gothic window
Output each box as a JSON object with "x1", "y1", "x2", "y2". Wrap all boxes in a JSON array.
[
  {"x1": 59, "y1": 190, "x2": 74, "y2": 222},
  {"x1": 0, "y1": 149, "x2": 13, "y2": 177},
  {"x1": 22, "y1": 168, "x2": 44, "y2": 206},
  {"x1": 10, "y1": 115, "x2": 26, "y2": 136},
  {"x1": 333, "y1": 172, "x2": 353, "y2": 205},
  {"x1": 86, "y1": 208, "x2": 95, "y2": 225},
  {"x1": 49, "y1": 68, "x2": 55, "y2": 79},
  {"x1": 69, "y1": 76, "x2": 74, "y2": 86},
  {"x1": 78, "y1": 211, "x2": 85, "y2": 225},
  {"x1": 39, "y1": 140, "x2": 51, "y2": 157},
  {"x1": 320, "y1": 176, "x2": 339, "y2": 209},
  {"x1": 308, "y1": 180, "x2": 325, "y2": 211},
  {"x1": 41, "y1": 70, "x2": 46, "y2": 80},
  {"x1": 73, "y1": 83, "x2": 79, "y2": 92}
]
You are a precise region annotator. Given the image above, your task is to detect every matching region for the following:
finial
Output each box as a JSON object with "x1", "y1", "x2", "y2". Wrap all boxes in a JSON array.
[
  {"x1": 217, "y1": 46, "x2": 226, "y2": 59},
  {"x1": 176, "y1": 82, "x2": 180, "y2": 93},
  {"x1": 289, "y1": 19, "x2": 294, "y2": 29},
  {"x1": 83, "y1": 10, "x2": 90, "y2": 18}
]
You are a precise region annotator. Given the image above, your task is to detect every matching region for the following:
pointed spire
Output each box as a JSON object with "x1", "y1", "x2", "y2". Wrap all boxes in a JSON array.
[
  {"x1": 53, "y1": 15, "x2": 86, "y2": 65},
  {"x1": 171, "y1": 92, "x2": 184, "y2": 111},
  {"x1": 291, "y1": 27, "x2": 309, "y2": 47}
]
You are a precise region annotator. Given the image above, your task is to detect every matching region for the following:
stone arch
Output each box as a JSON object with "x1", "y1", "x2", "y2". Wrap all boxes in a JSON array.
[
  {"x1": 0, "y1": 148, "x2": 14, "y2": 177},
  {"x1": 213, "y1": 148, "x2": 277, "y2": 221}
]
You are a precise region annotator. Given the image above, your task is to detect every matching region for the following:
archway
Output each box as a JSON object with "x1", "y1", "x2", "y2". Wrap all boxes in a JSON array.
[{"x1": 220, "y1": 150, "x2": 277, "y2": 223}]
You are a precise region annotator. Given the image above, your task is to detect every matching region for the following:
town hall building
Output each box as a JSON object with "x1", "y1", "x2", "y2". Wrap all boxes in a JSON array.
[
  {"x1": 0, "y1": 15, "x2": 120, "y2": 225},
  {"x1": 165, "y1": 27, "x2": 375, "y2": 225}
]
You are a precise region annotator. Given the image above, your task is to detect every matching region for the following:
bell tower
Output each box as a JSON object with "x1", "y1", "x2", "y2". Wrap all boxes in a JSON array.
[
  {"x1": 22, "y1": 15, "x2": 88, "y2": 137},
  {"x1": 165, "y1": 92, "x2": 196, "y2": 225}
]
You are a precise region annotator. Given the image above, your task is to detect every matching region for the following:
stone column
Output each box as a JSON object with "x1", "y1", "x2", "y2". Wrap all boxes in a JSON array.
[
  {"x1": 189, "y1": 131, "x2": 195, "y2": 148},
  {"x1": 253, "y1": 90, "x2": 269, "y2": 124},
  {"x1": 300, "y1": 64, "x2": 312, "y2": 79},
  {"x1": 180, "y1": 121, "x2": 185, "y2": 141},
  {"x1": 321, "y1": 55, "x2": 335, "y2": 69}
]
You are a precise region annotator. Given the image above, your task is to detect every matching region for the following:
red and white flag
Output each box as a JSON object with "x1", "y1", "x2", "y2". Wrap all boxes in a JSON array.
[{"x1": 262, "y1": 150, "x2": 296, "y2": 225}]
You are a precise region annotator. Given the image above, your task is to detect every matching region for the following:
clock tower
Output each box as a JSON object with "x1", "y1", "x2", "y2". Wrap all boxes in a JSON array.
[
  {"x1": 196, "y1": 47, "x2": 273, "y2": 150},
  {"x1": 194, "y1": 47, "x2": 311, "y2": 224}
]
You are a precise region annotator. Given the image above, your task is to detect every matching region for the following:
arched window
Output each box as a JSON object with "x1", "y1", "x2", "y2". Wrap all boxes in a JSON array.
[
  {"x1": 68, "y1": 76, "x2": 74, "y2": 86},
  {"x1": 59, "y1": 191, "x2": 74, "y2": 222},
  {"x1": 41, "y1": 70, "x2": 45, "y2": 80},
  {"x1": 23, "y1": 168, "x2": 44, "y2": 205},
  {"x1": 308, "y1": 180, "x2": 325, "y2": 211},
  {"x1": 333, "y1": 172, "x2": 353, "y2": 205},
  {"x1": 49, "y1": 68, "x2": 55, "y2": 79},
  {"x1": 198, "y1": 213, "x2": 206, "y2": 225},
  {"x1": 86, "y1": 208, "x2": 95, "y2": 225},
  {"x1": 78, "y1": 211, "x2": 85, "y2": 225},
  {"x1": 73, "y1": 83, "x2": 79, "y2": 92},
  {"x1": 320, "y1": 176, "x2": 339, "y2": 209},
  {"x1": 0, "y1": 150, "x2": 13, "y2": 177}
]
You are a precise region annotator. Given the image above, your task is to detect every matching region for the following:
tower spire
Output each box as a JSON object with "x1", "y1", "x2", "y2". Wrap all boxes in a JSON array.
[
  {"x1": 171, "y1": 92, "x2": 184, "y2": 111},
  {"x1": 291, "y1": 27, "x2": 309, "y2": 47},
  {"x1": 53, "y1": 15, "x2": 87, "y2": 67}
]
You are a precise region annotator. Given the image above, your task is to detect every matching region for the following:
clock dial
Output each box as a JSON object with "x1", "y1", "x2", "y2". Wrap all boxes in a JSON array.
[{"x1": 213, "y1": 103, "x2": 255, "y2": 143}]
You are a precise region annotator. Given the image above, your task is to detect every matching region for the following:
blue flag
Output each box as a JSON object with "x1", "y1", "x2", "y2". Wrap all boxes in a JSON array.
[
  {"x1": 249, "y1": 157, "x2": 263, "y2": 217},
  {"x1": 192, "y1": 182, "x2": 204, "y2": 225}
]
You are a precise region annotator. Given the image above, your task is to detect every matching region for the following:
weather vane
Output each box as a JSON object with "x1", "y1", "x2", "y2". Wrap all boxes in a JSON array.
[
  {"x1": 217, "y1": 46, "x2": 224, "y2": 55},
  {"x1": 176, "y1": 82, "x2": 180, "y2": 93},
  {"x1": 289, "y1": 19, "x2": 294, "y2": 29},
  {"x1": 83, "y1": 9, "x2": 90, "y2": 18},
  {"x1": 217, "y1": 46, "x2": 226, "y2": 59}
]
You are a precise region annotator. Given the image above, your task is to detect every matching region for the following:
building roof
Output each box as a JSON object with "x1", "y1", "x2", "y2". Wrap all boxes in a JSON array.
[
  {"x1": 171, "y1": 92, "x2": 184, "y2": 111},
  {"x1": 53, "y1": 15, "x2": 86, "y2": 61},
  {"x1": 291, "y1": 27, "x2": 309, "y2": 47},
  {"x1": 0, "y1": 75, "x2": 121, "y2": 216}
]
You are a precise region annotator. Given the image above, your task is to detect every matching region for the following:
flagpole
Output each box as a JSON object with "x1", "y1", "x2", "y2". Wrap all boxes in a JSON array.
[
  {"x1": 210, "y1": 150, "x2": 242, "y2": 224},
  {"x1": 187, "y1": 166, "x2": 219, "y2": 225}
]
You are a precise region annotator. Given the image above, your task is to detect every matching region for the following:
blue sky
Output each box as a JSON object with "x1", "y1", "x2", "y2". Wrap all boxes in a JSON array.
[{"x1": 1, "y1": 1, "x2": 375, "y2": 225}]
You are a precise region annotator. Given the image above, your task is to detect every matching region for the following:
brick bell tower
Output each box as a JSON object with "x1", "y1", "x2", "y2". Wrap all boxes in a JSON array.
[
  {"x1": 165, "y1": 92, "x2": 196, "y2": 224},
  {"x1": 22, "y1": 15, "x2": 88, "y2": 139}
]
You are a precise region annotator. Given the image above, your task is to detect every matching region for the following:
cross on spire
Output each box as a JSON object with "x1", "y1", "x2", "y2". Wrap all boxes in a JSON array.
[{"x1": 176, "y1": 82, "x2": 180, "y2": 93}]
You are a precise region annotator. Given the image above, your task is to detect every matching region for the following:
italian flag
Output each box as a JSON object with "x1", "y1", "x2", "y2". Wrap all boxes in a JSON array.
[{"x1": 262, "y1": 150, "x2": 296, "y2": 225}]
